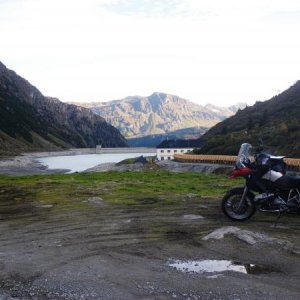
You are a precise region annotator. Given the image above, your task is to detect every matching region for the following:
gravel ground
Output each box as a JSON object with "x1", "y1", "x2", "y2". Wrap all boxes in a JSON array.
[
  {"x1": 1, "y1": 155, "x2": 300, "y2": 299},
  {"x1": 0, "y1": 189, "x2": 300, "y2": 299}
]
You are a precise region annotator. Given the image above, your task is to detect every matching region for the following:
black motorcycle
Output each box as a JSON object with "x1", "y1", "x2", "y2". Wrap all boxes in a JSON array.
[{"x1": 222, "y1": 143, "x2": 300, "y2": 221}]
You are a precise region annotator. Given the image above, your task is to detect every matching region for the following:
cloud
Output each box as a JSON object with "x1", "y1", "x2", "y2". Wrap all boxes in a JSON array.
[
  {"x1": 0, "y1": 0, "x2": 300, "y2": 105},
  {"x1": 100, "y1": 0, "x2": 183, "y2": 17}
]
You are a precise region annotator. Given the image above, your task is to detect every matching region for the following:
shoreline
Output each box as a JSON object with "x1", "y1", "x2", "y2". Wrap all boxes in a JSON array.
[
  {"x1": 0, "y1": 151, "x2": 233, "y2": 176},
  {"x1": 0, "y1": 148, "x2": 155, "y2": 176},
  {"x1": 0, "y1": 154, "x2": 70, "y2": 176},
  {"x1": 24, "y1": 147, "x2": 156, "y2": 158}
]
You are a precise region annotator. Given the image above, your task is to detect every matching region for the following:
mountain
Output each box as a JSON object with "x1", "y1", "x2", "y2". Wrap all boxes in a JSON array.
[
  {"x1": 0, "y1": 61, "x2": 127, "y2": 155},
  {"x1": 199, "y1": 81, "x2": 300, "y2": 157},
  {"x1": 127, "y1": 126, "x2": 208, "y2": 148},
  {"x1": 204, "y1": 103, "x2": 246, "y2": 119},
  {"x1": 72, "y1": 93, "x2": 246, "y2": 139}
]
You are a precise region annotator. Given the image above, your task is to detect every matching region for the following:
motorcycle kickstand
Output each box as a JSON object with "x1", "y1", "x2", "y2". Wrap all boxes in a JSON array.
[{"x1": 274, "y1": 211, "x2": 284, "y2": 228}]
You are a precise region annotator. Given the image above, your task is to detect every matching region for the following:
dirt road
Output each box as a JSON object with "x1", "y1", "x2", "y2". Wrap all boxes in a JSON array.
[{"x1": 1, "y1": 190, "x2": 300, "y2": 300}]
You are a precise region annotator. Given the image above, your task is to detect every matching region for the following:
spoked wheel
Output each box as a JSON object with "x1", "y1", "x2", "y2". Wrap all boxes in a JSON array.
[{"x1": 222, "y1": 188, "x2": 256, "y2": 221}]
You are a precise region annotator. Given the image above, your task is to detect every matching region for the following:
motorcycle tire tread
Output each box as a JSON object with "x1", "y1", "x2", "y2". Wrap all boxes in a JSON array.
[{"x1": 221, "y1": 187, "x2": 256, "y2": 221}]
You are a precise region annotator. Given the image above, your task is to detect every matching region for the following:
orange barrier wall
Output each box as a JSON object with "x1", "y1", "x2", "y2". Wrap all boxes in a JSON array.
[{"x1": 174, "y1": 154, "x2": 300, "y2": 171}]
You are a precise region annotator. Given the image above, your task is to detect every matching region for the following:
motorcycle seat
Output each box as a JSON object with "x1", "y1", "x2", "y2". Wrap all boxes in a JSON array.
[
  {"x1": 275, "y1": 175, "x2": 300, "y2": 190},
  {"x1": 270, "y1": 155, "x2": 285, "y2": 160}
]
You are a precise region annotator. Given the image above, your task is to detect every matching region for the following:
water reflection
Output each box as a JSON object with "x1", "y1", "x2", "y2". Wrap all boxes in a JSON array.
[{"x1": 168, "y1": 260, "x2": 278, "y2": 275}]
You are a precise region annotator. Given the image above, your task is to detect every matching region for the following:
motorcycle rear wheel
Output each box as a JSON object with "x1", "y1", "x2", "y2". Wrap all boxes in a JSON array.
[{"x1": 222, "y1": 188, "x2": 256, "y2": 221}]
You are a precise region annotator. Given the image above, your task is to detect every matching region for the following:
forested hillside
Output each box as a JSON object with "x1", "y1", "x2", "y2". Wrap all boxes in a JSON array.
[{"x1": 199, "y1": 81, "x2": 300, "y2": 157}]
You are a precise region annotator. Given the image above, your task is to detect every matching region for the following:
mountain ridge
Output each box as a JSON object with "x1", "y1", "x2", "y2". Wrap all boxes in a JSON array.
[
  {"x1": 0, "y1": 61, "x2": 127, "y2": 155},
  {"x1": 71, "y1": 93, "x2": 246, "y2": 139},
  {"x1": 199, "y1": 81, "x2": 300, "y2": 157}
]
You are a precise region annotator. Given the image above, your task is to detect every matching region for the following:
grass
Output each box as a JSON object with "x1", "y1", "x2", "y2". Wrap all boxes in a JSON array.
[{"x1": 0, "y1": 171, "x2": 243, "y2": 210}]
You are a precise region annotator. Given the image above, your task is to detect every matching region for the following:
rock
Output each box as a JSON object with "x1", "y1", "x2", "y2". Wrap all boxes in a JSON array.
[
  {"x1": 182, "y1": 214, "x2": 204, "y2": 220},
  {"x1": 182, "y1": 193, "x2": 199, "y2": 200},
  {"x1": 85, "y1": 162, "x2": 149, "y2": 173},
  {"x1": 202, "y1": 226, "x2": 296, "y2": 251},
  {"x1": 202, "y1": 226, "x2": 276, "y2": 246},
  {"x1": 236, "y1": 230, "x2": 276, "y2": 245},
  {"x1": 134, "y1": 156, "x2": 148, "y2": 164},
  {"x1": 291, "y1": 248, "x2": 300, "y2": 255},
  {"x1": 38, "y1": 204, "x2": 54, "y2": 209},
  {"x1": 157, "y1": 160, "x2": 232, "y2": 174},
  {"x1": 202, "y1": 226, "x2": 240, "y2": 240},
  {"x1": 87, "y1": 197, "x2": 107, "y2": 207}
]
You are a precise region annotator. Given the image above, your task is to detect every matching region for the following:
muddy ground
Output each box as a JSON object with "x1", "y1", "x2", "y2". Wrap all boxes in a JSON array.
[{"x1": 1, "y1": 187, "x2": 300, "y2": 300}]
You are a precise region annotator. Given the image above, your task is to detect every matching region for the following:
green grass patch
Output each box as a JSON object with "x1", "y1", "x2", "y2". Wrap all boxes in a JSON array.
[{"x1": 0, "y1": 171, "x2": 243, "y2": 210}]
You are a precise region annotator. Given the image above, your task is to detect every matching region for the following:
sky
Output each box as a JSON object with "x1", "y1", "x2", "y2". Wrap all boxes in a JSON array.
[{"x1": 1, "y1": 0, "x2": 300, "y2": 106}]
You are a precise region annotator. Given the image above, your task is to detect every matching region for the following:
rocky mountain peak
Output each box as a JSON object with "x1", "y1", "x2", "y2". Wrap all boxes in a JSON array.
[{"x1": 72, "y1": 93, "x2": 246, "y2": 138}]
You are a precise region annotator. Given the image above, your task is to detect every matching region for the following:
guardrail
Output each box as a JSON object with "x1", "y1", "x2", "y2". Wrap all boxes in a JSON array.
[
  {"x1": 174, "y1": 154, "x2": 300, "y2": 172},
  {"x1": 283, "y1": 158, "x2": 300, "y2": 172}
]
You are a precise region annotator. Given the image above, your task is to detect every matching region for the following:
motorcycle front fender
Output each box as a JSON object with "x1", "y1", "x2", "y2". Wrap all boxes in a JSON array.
[{"x1": 229, "y1": 167, "x2": 254, "y2": 178}]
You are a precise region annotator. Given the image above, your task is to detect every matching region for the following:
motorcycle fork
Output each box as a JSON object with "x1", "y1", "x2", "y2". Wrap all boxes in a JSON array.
[{"x1": 238, "y1": 186, "x2": 249, "y2": 209}]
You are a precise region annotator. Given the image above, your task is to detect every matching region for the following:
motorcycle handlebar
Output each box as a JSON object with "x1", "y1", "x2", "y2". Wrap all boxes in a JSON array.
[{"x1": 254, "y1": 146, "x2": 264, "y2": 154}]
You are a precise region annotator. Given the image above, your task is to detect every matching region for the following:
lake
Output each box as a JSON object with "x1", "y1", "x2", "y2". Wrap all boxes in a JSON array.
[{"x1": 37, "y1": 152, "x2": 154, "y2": 173}]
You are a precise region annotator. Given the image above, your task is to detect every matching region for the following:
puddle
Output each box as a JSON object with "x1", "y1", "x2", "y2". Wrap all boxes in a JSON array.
[{"x1": 168, "y1": 260, "x2": 278, "y2": 275}]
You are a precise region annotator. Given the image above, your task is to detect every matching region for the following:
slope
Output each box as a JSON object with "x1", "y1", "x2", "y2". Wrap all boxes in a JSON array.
[
  {"x1": 0, "y1": 61, "x2": 127, "y2": 154},
  {"x1": 199, "y1": 81, "x2": 300, "y2": 157}
]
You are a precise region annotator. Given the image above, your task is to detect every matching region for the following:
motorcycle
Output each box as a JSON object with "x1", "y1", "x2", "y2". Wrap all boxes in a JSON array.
[{"x1": 222, "y1": 142, "x2": 300, "y2": 221}]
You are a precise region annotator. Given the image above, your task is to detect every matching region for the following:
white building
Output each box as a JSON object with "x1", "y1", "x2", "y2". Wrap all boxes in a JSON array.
[
  {"x1": 156, "y1": 139, "x2": 202, "y2": 161},
  {"x1": 156, "y1": 147, "x2": 193, "y2": 160}
]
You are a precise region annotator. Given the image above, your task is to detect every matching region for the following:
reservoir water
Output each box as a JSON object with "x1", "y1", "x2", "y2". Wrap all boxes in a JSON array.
[{"x1": 37, "y1": 152, "x2": 153, "y2": 173}]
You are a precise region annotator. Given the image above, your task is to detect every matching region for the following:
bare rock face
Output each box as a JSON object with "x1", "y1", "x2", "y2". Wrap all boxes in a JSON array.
[
  {"x1": 0, "y1": 61, "x2": 127, "y2": 154},
  {"x1": 73, "y1": 93, "x2": 245, "y2": 138}
]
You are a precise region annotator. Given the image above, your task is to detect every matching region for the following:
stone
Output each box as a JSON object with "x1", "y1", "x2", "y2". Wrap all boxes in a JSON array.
[{"x1": 182, "y1": 214, "x2": 204, "y2": 220}]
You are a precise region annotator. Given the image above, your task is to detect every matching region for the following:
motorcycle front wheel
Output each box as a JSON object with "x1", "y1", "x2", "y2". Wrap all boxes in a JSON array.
[{"x1": 222, "y1": 188, "x2": 256, "y2": 221}]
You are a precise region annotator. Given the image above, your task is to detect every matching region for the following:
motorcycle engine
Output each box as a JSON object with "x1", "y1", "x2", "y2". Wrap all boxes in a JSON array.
[{"x1": 255, "y1": 193, "x2": 288, "y2": 212}]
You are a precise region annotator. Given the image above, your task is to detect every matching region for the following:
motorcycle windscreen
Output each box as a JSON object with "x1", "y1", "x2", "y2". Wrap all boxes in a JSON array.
[{"x1": 236, "y1": 143, "x2": 253, "y2": 168}]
